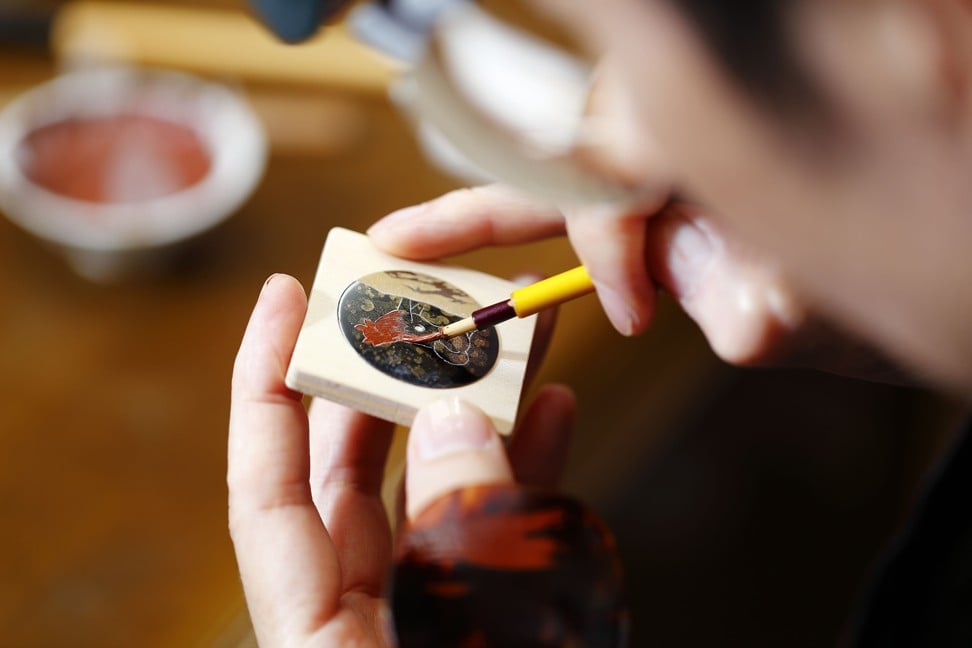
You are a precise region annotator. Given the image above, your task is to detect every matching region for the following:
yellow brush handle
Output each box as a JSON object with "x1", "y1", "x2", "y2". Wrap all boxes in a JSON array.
[{"x1": 510, "y1": 266, "x2": 594, "y2": 317}]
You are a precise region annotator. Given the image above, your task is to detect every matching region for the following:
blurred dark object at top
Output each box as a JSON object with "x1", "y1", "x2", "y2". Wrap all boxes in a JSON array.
[{"x1": 0, "y1": 2, "x2": 57, "y2": 52}]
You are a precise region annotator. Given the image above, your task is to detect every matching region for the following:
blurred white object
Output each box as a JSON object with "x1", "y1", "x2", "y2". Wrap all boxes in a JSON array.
[
  {"x1": 353, "y1": 1, "x2": 641, "y2": 207},
  {"x1": 0, "y1": 67, "x2": 266, "y2": 281}
]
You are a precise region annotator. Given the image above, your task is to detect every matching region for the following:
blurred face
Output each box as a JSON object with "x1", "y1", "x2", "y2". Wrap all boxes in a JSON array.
[{"x1": 531, "y1": 0, "x2": 972, "y2": 392}]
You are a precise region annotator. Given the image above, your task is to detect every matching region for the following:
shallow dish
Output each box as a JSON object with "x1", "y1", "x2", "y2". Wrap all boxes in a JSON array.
[{"x1": 0, "y1": 66, "x2": 266, "y2": 280}]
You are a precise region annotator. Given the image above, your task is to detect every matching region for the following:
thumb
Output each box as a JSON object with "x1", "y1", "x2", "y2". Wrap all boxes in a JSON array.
[
  {"x1": 646, "y1": 203, "x2": 805, "y2": 365},
  {"x1": 405, "y1": 398, "x2": 513, "y2": 521}
]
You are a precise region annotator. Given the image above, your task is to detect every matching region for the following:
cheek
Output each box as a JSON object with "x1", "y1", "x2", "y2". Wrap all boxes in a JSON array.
[
  {"x1": 556, "y1": 0, "x2": 972, "y2": 386},
  {"x1": 594, "y1": 2, "x2": 814, "y2": 241}
]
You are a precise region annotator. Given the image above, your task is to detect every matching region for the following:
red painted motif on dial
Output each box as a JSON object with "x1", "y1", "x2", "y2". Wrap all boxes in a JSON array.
[{"x1": 355, "y1": 310, "x2": 439, "y2": 346}]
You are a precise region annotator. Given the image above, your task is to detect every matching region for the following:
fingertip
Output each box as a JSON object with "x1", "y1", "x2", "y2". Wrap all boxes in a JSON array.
[
  {"x1": 368, "y1": 204, "x2": 426, "y2": 234},
  {"x1": 248, "y1": 274, "x2": 306, "y2": 338},
  {"x1": 519, "y1": 384, "x2": 577, "y2": 447},
  {"x1": 260, "y1": 271, "x2": 303, "y2": 295},
  {"x1": 532, "y1": 383, "x2": 578, "y2": 417},
  {"x1": 405, "y1": 398, "x2": 513, "y2": 520},
  {"x1": 367, "y1": 205, "x2": 442, "y2": 259},
  {"x1": 509, "y1": 384, "x2": 576, "y2": 486},
  {"x1": 565, "y1": 208, "x2": 656, "y2": 337},
  {"x1": 234, "y1": 274, "x2": 307, "y2": 397},
  {"x1": 409, "y1": 399, "x2": 496, "y2": 462},
  {"x1": 593, "y1": 279, "x2": 652, "y2": 336},
  {"x1": 645, "y1": 206, "x2": 717, "y2": 304}
]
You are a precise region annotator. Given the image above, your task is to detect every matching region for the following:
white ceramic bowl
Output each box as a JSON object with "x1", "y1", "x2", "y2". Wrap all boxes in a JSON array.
[{"x1": 0, "y1": 66, "x2": 266, "y2": 280}]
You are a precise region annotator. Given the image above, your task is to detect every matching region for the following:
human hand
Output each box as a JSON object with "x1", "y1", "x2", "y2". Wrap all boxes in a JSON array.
[
  {"x1": 367, "y1": 185, "x2": 908, "y2": 381},
  {"x1": 228, "y1": 274, "x2": 580, "y2": 646}
]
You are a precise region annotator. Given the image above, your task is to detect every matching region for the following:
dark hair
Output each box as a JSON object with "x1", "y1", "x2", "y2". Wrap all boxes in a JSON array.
[{"x1": 671, "y1": 0, "x2": 813, "y2": 112}]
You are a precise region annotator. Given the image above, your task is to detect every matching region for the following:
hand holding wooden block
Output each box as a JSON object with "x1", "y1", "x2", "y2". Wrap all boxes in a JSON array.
[{"x1": 286, "y1": 228, "x2": 536, "y2": 434}]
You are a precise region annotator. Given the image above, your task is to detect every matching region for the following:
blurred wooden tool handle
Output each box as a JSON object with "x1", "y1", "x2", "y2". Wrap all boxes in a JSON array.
[{"x1": 51, "y1": 1, "x2": 398, "y2": 92}]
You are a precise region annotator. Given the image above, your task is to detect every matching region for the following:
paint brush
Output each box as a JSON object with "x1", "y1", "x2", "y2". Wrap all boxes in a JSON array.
[{"x1": 411, "y1": 265, "x2": 595, "y2": 343}]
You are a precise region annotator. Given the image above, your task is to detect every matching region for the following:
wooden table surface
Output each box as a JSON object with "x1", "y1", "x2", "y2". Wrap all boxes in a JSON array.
[{"x1": 0, "y1": 37, "x2": 719, "y2": 645}]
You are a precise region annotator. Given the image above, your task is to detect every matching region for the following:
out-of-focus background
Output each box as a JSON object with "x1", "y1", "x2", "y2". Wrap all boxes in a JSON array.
[{"x1": 0, "y1": 1, "x2": 960, "y2": 646}]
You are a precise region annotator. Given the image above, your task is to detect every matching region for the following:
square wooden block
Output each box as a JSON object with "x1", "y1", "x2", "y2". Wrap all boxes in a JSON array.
[{"x1": 286, "y1": 227, "x2": 536, "y2": 434}]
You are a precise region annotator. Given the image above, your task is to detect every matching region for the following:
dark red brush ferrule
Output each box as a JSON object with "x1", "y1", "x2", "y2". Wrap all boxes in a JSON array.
[{"x1": 472, "y1": 299, "x2": 516, "y2": 330}]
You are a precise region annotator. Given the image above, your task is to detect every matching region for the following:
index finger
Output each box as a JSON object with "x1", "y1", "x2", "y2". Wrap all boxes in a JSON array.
[
  {"x1": 228, "y1": 275, "x2": 342, "y2": 640},
  {"x1": 367, "y1": 185, "x2": 567, "y2": 260}
]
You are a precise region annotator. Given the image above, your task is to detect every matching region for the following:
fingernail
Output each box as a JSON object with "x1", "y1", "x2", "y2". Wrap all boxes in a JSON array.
[
  {"x1": 261, "y1": 273, "x2": 279, "y2": 294},
  {"x1": 368, "y1": 204, "x2": 426, "y2": 234},
  {"x1": 512, "y1": 273, "x2": 542, "y2": 288},
  {"x1": 412, "y1": 398, "x2": 495, "y2": 461},
  {"x1": 667, "y1": 220, "x2": 714, "y2": 299},
  {"x1": 594, "y1": 281, "x2": 639, "y2": 336}
]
